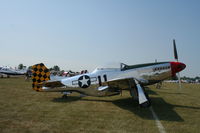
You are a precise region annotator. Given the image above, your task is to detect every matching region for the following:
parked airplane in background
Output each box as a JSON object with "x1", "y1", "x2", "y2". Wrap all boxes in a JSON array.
[
  {"x1": 0, "y1": 66, "x2": 27, "y2": 77},
  {"x1": 31, "y1": 40, "x2": 186, "y2": 107}
]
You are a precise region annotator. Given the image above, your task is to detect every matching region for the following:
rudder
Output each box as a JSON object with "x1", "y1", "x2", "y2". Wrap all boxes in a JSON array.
[{"x1": 32, "y1": 63, "x2": 50, "y2": 91}]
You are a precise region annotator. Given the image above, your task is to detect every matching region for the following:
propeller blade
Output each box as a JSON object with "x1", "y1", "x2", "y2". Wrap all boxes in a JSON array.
[
  {"x1": 177, "y1": 72, "x2": 182, "y2": 89},
  {"x1": 173, "y1": 39, "x2": 183, "y2": 89},
  {"x1": 173, "y1": 39, "x2": 178, "y2": 61}
]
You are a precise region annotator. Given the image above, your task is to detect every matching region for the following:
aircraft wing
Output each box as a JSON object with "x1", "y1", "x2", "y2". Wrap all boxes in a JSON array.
[{"x1": 106, "y1": 77, "x2": 148, "y2": 88}]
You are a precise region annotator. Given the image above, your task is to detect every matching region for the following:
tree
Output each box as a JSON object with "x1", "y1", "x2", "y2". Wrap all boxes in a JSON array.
[
  {"x1": 28, "y1": 66, "x2": 32, "y2": 70},
  {"x1": 18, "y1": 64, "x2": 24, "y2": 70},
  {"x1": 50, "y1": 65, "x2": 60, "y2": 71},
  {"x1": 170, "y1": 75, "x2": 178, "y2": 80}
]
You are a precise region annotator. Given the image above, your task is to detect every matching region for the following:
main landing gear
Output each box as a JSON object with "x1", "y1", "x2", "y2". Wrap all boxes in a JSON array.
[
  {"x1": 129, "y1": 79, "x2": 151, "y2": 108},
  {"x1": 140, "y1": 92, "x2": 151, "y2": 108}
]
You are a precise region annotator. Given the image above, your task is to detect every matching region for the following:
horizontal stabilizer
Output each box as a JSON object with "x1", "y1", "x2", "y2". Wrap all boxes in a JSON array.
[{"x1": 39, "y1": 80, "x2": 64, "y2": 88}]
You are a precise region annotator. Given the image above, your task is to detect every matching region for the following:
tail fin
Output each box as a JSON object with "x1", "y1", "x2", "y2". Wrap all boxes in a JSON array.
[{"x1": 32, "y1": 63, "x2": 50, "y2": 91}]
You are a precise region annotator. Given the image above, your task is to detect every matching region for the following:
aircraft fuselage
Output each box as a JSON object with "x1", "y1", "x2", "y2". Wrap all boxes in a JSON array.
[{"x1": 40, "y1": 61, "x2": 185, "y2": 97}]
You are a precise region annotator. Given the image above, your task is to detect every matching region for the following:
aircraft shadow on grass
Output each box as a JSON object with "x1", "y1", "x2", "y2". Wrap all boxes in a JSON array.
[
  {"x1": 52, "y1": 96, "x2": 82, "y2": 103},
  {"x1": 52, "y1": 90, "x2": 200, "y2": 122},
  {"x1": 113, "y1": 97, "x2": 184, "y2": 122}
]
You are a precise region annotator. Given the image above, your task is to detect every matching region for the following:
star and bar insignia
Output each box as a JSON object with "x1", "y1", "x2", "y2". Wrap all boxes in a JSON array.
[{"x1": 78, "y1": 75, "x2": 91, "y2": 88}]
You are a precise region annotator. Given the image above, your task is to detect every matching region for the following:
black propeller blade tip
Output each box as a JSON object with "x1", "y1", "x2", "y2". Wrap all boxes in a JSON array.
[{"x1": 173, "y1": 39, "x2": 178, "y2": 61}]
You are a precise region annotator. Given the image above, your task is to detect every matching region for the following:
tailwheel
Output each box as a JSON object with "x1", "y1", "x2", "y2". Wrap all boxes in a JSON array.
[{"x1": 62, "y1": 95, "x2": 68, "y2": 99}]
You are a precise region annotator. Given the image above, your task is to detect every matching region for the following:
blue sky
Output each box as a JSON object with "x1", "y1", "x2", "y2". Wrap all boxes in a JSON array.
[{"x1": 0, "y1": 0, "x2": 199, "y2": 77}]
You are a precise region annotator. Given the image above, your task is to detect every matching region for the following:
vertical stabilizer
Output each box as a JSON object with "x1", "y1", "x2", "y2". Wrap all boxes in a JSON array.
[{"x1": 32, "y1": 63, "x2": 50, "y2": 91}]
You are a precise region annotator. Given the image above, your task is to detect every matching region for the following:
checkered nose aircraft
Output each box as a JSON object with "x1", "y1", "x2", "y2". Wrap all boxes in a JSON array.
[{"x1": 31, "y1": 40, "x2": 186, "y2": 107}]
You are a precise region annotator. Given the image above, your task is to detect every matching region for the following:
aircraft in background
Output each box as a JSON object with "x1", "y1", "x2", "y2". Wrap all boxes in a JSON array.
[
  {"x1": 0, "y1": 66, "x2": 27, "y2": 77},
  {"x1": 31, "y1": 40, "x2": 186, "y2": 107}
]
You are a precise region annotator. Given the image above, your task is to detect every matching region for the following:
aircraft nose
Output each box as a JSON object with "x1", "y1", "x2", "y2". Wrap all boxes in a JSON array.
[{"x1": 170, "y1": 62, "x2": 186, "y2": 76}]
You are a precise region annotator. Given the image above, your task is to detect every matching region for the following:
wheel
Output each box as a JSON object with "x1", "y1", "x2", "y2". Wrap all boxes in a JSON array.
[{"x1": 140, "y1": 101, "x2": 151, "y2": 108}]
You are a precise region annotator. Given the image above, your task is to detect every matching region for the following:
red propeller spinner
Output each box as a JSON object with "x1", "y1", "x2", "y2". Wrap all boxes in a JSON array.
[{"x1": 170, "y1": 62, "x2": 186, "y2": 77}]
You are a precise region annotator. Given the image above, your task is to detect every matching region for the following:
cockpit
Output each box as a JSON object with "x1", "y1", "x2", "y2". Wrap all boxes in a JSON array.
[
  {"x1": 0, "y1": 67, "x2": 10, "y2": 71},
  {"x1": 94, "y1": 63, "x2": 129, "y2": 72},
  {"x1": 95, "y1": 67, "x2": 120, "y2": 71}
]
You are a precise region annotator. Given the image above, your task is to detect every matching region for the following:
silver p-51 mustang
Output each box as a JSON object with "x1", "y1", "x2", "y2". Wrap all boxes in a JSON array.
[{"x1": 31, "y1": 40, "x2": 186, "y2": 107}]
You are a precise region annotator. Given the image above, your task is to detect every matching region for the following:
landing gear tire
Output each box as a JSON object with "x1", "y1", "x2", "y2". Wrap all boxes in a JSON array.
[
  {"x1": 140, "y1": 101, "x2": 151, "y2": 108},
  {"x1": 62, "y1": 95, "x2": 68, "y2": 99}
]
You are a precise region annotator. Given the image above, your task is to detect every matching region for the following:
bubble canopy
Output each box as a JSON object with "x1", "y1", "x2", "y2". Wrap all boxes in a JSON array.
[{"x1": 94, "y1": 63, "x2": 128, "y2": 71}]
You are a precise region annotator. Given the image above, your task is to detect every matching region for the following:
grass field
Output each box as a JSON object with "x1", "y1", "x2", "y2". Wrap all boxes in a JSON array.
[{"x1": 0, "y1": 78, "x2": 199, "y2": 133}]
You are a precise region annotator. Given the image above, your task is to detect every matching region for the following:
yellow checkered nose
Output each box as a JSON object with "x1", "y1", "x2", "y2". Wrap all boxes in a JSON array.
[{"x1": 32, "y1": 63, "x2": 50, "y2": 91}]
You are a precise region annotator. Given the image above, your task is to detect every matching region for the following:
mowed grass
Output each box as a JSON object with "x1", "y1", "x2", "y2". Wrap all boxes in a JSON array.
[{"x1": 0, "y1": 78, "x2": 199, "y2": 133}]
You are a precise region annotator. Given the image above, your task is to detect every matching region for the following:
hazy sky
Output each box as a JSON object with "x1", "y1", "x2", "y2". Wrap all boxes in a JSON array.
[{"x1": 0, "y1": 0, "x2": 199, "y2": 77}]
